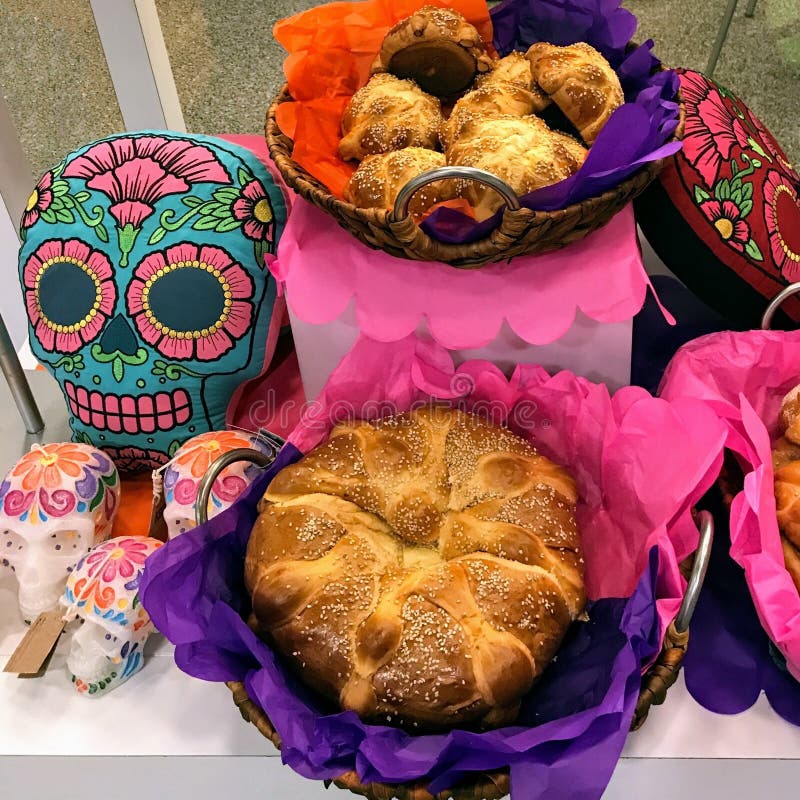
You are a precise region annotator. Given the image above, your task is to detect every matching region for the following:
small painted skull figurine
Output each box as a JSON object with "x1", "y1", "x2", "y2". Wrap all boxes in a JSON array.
[
  {"x1": 61, "y1": 535, "x2": 162, "y2": 696},
  {"x1": 163, "y1": 430, "x2": 272, "y2": 538},
  {"x1": 0, "y1": 443, "x2": 119, "y2": 621}
]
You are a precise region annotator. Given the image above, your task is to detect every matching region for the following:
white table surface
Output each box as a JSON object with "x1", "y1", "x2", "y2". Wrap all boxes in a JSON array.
[{"x1": 3, "y1": 372, "x2": 800, "y2": 799}]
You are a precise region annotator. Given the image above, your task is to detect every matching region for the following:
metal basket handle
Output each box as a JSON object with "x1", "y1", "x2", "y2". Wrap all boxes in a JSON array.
[
  {"x1": 761, "y1": 282, "x2": 800, "y2": 330},
  {"x1": 390, "y1": 166, "x2": 522, "y2": 223},
  {"x1": 630, "y1": 510, "x2": 715, "y2": 729},
  {"x1": 674, "y1": 510, "x2": 714, "y2": 633},
  {"x1": 194, "y1": 433, "x2": 285, "y2": 526}
]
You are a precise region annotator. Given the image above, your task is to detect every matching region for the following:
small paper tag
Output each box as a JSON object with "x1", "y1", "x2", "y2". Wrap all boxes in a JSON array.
[{"x1": 3, "y1": 609, "x2": 66, "y2": 676}]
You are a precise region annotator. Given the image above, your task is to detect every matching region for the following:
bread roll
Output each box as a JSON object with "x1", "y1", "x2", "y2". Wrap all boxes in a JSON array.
[
  {"x1": 344, "y1": 148, "x2": 455, "y2": 218},
  {"x1": 443, "y1": 82, "x2": 542, "y2": 148},
  {"x1": 477, "y1": 51, "x2": 552, "y2": 108},
  {"x1": 772, "y1": 388, "x2": 800, "y2": 591},
  {"x1": 339, "y1": 74, "x2": 444, "y2": 162},
  {"x1": 246, "y1": 407, "x2": 585, "y2": 730},
  {"x1": 447, "y1": 115, "x2": 578, "y2": 219},
  {"x1": 780, "y1": 385, "x2": 800, "y2": 444},
  {"x1": 549, "y1": 130, "x2": 588, "y2": 171},
  {"x1": 371, "y1": 5, "x2": 493, "y2": 97},
  {"x1": 783, "y1": 536, "x2": 800, "y2": 593},
  {"x1": 527, "y1": 41, "x2": 624, "y2": 144}
]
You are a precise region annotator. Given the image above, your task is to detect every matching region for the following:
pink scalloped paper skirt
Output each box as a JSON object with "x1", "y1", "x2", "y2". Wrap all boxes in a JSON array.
[{"x1": 270, "y1": 199, "x2": 665, "y2": 400}]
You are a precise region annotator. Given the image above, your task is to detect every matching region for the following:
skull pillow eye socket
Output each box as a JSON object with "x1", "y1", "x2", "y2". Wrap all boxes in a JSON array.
[
  {"x1": 126, "y1": 243, "x2": 254, "y2": 362},
  {"x1": 23, "y1": 239, "x2": 116, "y2": 354},
  {"x1": 148, "y1": 265, "x2": 227, "y2": 333},
  {"x1": 18, "y1": 132, "x2": 289, "y2": 473}
]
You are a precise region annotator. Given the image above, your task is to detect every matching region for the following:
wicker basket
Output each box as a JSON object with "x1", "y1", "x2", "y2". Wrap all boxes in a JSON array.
[
  {"x1": 197, "y1": 452, "x2": 709, "y2": 800},
  {"x1": 265, "y1": 82, "x2": 685, "y2": 269},
  {"x1": 226, "y1": 620, "x2": 692, "y2": 800}
]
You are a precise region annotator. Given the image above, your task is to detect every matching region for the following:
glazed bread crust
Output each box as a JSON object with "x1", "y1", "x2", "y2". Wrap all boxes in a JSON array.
[
  {"x1": 246, "y1": 407, "x2": 585, "y2": 730},
  {"x1": 527, "y1": 41, "x2": 623, "y2": 144},
  {"x1": 344, "y1": 147, "x2": 455, "y2": 217},
  {"x1": 371, "y1": 6, "x2": 494, "y2": 98},
  {"x1": 339, "y1": 74, "x2": 444, "y2": 162}
]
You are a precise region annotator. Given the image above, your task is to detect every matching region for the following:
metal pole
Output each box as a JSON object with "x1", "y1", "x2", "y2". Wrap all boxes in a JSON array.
[
  {"x1": 706, "y1": 0, "x2": 739, "y2": 76},
  {"x1": 745, "y1": 0, "x2": 757, "y2": 18},
  {"x1": 0, "y1": 315, "x2": 44, "y2": 435}
]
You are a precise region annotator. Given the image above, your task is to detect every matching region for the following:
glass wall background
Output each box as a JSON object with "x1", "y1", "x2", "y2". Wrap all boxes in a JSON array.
[
  {"x1": 153, "y1": 0, "x2": 799, "y2": 161},
  {"x1": 0, "y1": 0, "x2": 123, "y2": 179}
]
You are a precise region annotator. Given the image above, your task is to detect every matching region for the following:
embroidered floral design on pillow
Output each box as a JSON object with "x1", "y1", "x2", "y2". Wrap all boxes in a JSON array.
[
  {"x1": 63, "y1": 136, "x2": 231, "y2": 266},
  {"x1": 677, "y1": 70, "x2": 800, "y2": 268},
  {"x1": 763, "y1": 171, "x2": 800, "y2": 281},
  {"x1": 146, "y1": 167, "x2": 276, "y2": 267},
  {"x1": 681, "y1": 70, "x2": 750, "y2": 186}
]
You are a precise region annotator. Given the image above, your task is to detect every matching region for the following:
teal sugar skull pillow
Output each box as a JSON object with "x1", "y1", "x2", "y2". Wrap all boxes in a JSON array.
[{"x1": 18, "y1": 131, "x2": 288, "y2": 471}]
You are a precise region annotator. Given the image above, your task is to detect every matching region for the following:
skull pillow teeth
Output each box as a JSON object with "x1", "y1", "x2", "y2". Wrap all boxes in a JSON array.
[
  {"x1": 61, "y1": 535, "x2": 163, "y2": 696},
  {"x1": 18, "y1": 132, "x2": 288, "y2": 473},
  {"x1": 0, "y1": 443, "x2": 119, "y2": 622},
  {"x1": 162, "y1": 430, "x2": 275, "y2": 538}
]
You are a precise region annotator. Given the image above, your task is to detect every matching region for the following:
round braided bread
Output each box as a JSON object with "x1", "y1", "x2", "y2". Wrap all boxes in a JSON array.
[{"x1": 245, "y1": 407, "x2": 585, "y2": 730}]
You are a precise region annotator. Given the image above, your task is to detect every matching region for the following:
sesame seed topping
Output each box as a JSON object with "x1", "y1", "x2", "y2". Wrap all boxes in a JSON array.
[{"x1": 250, "y1": 407, "x2": 584, "y2": 728}]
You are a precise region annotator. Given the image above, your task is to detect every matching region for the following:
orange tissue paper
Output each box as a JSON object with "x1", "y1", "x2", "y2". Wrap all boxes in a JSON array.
[{"x1": 273, "y1": 0, "x2": 495, "y2": 198}]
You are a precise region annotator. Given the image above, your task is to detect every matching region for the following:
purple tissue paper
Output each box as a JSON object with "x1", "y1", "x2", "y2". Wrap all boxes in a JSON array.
[{"x1": 682, "y1": 491, "x2": 800, "y2": 726}]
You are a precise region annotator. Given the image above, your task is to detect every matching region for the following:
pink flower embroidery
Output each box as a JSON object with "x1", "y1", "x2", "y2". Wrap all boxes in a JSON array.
[
  {"x1": 699, "y1": 199, "x2": 751, "y2": 253},
  {"x1": 85, "y1": 537, "x2": 151, "y2": 583},
  {"x1": 763, "y1": 170, "x2": 800, "y2": 281},
  {"x1": 63, "y1": 135, "x2": 231, "y2": 266},
  {"x1": 21, "y1": 172, "x2": 53, "y2": 229},
  {"x1": 743, "y1": 106, "x2": 799, "y2": 183},
  {"x1": 680, "y1": 71, "x2": 749, "y2": 186},
  {"x1": 126, "y1": 242, "x2": 254, "y2": 361},
  {"x1": 232, "y1": 179, "x2": 274, "y2": 241},
  {"x1": 22, "y1": 239, "x2": 116, "y2": 353}
]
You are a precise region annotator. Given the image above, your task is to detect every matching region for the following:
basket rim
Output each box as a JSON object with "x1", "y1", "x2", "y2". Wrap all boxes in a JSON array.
[{"x1": 224, "y1": 617, "x2": 689, "y2": 800}]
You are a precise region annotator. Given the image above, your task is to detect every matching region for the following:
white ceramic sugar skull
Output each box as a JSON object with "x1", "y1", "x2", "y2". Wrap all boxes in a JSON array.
[
  {"x1": 0, "y1": 443, "x2": 119, "y2": 621},
  {"x1": 162, "y1": 430, "x2": 273, "y2": 538},
  {"x1": 61, "y1": 535, "x2": 162, "y2": 696}
]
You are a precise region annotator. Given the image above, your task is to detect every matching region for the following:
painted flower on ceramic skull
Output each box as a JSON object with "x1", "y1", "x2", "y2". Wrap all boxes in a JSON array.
[
  {"x1": 164, "y1": 430, "x2": 256, "y2": 510},
  {"x1": 172, "y1": 431, "x2": 257, "y2": 478},
  {"x1": 23, "y1": 239, "x2": 116, "y2": 353},
  {"x1": 680, "y1": 71, "x2": 749, "y2": 186},
  {"x1": 763, "y1": 170, "x2": 800, "y2": 281},
  {"x1": 63, "y1": 135, "x2": 231, "y2": 266},
  {"x1": 232, "y1": 179, "x2": 275, "y2": 242},
  {"x1": 21, "y1": 172, "x2": 53, "y2": 229},
  {"x1": 126, "y1": 242, "x2": 254, "y2": 362},
  {"x1": 11, "y1": 443, "x2": 93, "y2": 492},
  {"x1": 699, "y1": 199, "x2": 751, "y2": 253},
  {"x1": 84, "y1": 537, "x2": 152, "y2": 584}
]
